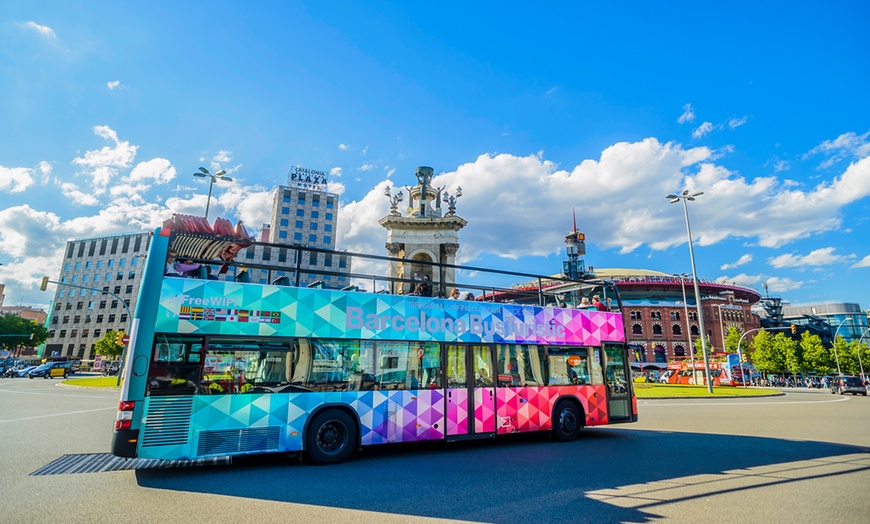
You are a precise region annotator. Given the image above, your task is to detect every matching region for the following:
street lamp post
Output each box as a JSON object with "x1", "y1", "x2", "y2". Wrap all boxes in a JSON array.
[
  {"x1": 193, "y1": 167, "x2": 233, "y2": 221},
  {"x1": 832, "y1": 317, "x2": 852, "y2": 377},
  {"x1": 667, "y1": 190, "x2": 713, "y2": 393},
  {"x1": 40, "y1": 279, "x2": 133, "y2": 386},
  {"x1": 856, "y1": 328, "x2": 869, "y2": 383},
  {"x1": 675, "y1": 273, "x2": 698, "y2": 384}
]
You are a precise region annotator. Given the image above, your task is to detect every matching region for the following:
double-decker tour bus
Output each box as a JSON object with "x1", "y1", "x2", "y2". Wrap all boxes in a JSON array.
[{"x1": 111, "y1": 215, "x2": 636, "y2": 464}]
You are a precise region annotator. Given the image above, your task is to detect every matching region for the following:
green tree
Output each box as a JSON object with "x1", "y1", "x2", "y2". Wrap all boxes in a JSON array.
[
  {"x1": 848, "y1": 340, "x2": 870, "y2": 378},
  {"x1": 800, "y1": 331, "x2": 830, "y2": 376},
  {"x1": 831, "y1": 336, "x2": 851, "y2": 375},
  {"x1": 95, "y1": 330, "x2": 124, "y2": 360},
  {"x1": 694, "y1": 335, "x2": 713, "y2": 357},
  {"x1": 0, "y1": 314, "x2": 49, "y2": 356},
  {"x1": 775, "y1": 333, "x2": 799, "y2": 375},
  {"x1": 749, "y1": 329, "x2": 784, "y2": 375},
  {"x1": 723, "y1": 326, "x2": 743, "y2": 354}
]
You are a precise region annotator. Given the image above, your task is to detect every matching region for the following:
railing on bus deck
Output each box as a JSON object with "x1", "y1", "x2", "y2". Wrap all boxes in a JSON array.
[{"x1": 166, "y1": 232, "x2": 623, "y2": 309}]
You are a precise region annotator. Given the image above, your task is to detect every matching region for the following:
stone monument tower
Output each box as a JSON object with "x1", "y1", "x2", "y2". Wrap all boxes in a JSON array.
[{"x1": 379, "y1": 166, "x2": 467, "y2": 296}]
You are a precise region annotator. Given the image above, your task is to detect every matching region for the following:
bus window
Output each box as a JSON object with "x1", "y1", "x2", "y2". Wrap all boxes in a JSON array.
[
  {"x1": 147, "y1": 335, "x2": 203, "y2": 396},
  {"x1": 547, "y1": 348, "x2": 602, "y2": 386},
  {"x1": 472, "y1": 345, "x2": 493, "y2": 387},
  {"x1": 497, "y1": 344, "x2": 547, "y2": 387},
  {"x1": 202, "y1": 338, "x2": 296, "y2": 394}
]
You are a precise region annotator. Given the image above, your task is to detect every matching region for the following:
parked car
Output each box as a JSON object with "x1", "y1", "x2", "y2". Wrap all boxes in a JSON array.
[
  {"x1": 830, "y1": 375, "x2": 867, "y2": 396},
  {"x1": 16, "y1": 365, "x2": 38, "y2": 378},
  {"x1": 28, "y1": 362, "x2": 70, "y2": 379}
]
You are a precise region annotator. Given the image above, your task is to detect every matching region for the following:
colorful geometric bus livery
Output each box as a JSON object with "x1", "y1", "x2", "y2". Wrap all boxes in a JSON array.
[
  {"x1": 157, "y1": 278, "x2": 625, "y2": 346},
  {"x1": 138, "y1": 385, "x2": 608, "y2": 460}
]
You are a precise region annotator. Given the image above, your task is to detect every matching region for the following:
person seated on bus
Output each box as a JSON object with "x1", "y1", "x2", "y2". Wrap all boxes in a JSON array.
[
  {"x1": 449, "y1": 288, "x2": 461, "y2": 299},
  {"x1": 580, "y1": 297, "x2": 595, "y2": 309},
  {"x1": 165, "y1": 250, "x2": 201, "y2": 277},
  {"x1": 463, "y1": 292, "x2": 475, "y2": 301},
  {"x1": 592, "y1": 295, "x2": 608, "y2": 311}
]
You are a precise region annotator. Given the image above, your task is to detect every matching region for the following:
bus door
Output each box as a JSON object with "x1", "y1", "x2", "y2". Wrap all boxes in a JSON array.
[
  {"x1": 603, "y1": 344, "x2": 632, "y2": 421},
  {"x1": 445, "y1": 344, "x2": 496, "y2": 438}
]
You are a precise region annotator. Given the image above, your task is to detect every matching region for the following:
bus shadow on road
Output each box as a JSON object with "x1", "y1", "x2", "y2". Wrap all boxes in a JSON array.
[{"x1": 134, "y1": 429, "x2": 870, "y2": 523}]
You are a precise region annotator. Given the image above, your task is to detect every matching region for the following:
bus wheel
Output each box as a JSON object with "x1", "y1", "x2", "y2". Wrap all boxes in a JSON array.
[
  {"x1": 553, "y1": 400, "x2": 583, "y2": 441},
  {"x1": 305, "y1": 410, "x2": 357, "y2": 465}
]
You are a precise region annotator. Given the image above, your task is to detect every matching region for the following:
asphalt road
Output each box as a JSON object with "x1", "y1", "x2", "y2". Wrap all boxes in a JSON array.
[{"x1": 1, "y1": 377, "x2": 868, "y2": 523}]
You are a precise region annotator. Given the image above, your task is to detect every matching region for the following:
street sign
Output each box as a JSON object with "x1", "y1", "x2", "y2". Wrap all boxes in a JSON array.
[{"x1": 121, "y1": 335, "x2": 130, "y2": 345}]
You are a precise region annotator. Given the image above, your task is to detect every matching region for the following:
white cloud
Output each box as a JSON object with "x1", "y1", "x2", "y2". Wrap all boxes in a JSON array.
[
  {"x1": 692, "y1": 122, "x2": 713, "y2": 139},
  {"x1": 72, "y1": 125, "x2": 138, "y2": 193},
  {"x1": 769, "y1": 247, "x2": 853, "y2": 269},
  {"x1": 764, "y1": 276, "x2": 803, "y2": 292},
  {"x1": 330, "y1": 167, "x2": 343, "y2": 178},
  {"x1": 0, "y1": 166, "x2": 35, "y2": 193},
  {"x1": 852, "y1": 255, "x2": 870, "y2": 269},
  {"x1": 126, "y1": 158, "x2": 176, "y2": 185},
  {"x1": 772, "y1": 159, "x2": 790, "y2": 172},
  {"x1": 60, "y1": 182, "x2": 99, "y2": 205},
  {"x1": 721, "y1": 254, "x2": 752, "y2": 270},
  {"x1": 212, "y1": 150, "x2": 232, "y2": 163},
  {"x1": 23, "y1": 21, "x2": 57, "y2": 40},
  {"x1": 728, "y1": 116, "x2": 748, "y2": 129},
  {"x1": 677, "y1": 103, "x2": 695, "y2": 124},
  {"x1": 362, "y1": 146, "x2": 369, "y2": 155},
  {"x1": 805, "y1": 130, "x2": 870, "y2": 169},
  {"x1": 339, "y1": 144, "x2": 349, "y2": 151},
  {"x1": 359, "y1": 163, "x2": 374, "y2": 172},
  {"x1": 107, "y1": 80, "x2": 122, "y2": 90}
]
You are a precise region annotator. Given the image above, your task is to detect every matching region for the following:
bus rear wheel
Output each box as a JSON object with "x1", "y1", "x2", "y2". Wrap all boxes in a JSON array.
[
  {"x1": 305, "y1": 410, "x2": 358, "y2": 465},
  {"x1": 552, "y1": 400, "x2": 583, "y2": 441}
]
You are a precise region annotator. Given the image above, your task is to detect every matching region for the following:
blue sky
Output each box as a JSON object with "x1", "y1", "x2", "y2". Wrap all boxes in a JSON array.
[{"x1": 1, "y1": 1, "x2": 869, "y2": 312}]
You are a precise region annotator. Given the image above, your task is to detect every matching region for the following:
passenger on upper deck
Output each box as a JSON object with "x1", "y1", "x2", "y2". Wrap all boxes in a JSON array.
[
  {"x1": 165, "y1": 250, "x2": 201, "y2": 277},
  {"x1": 449, "y1": 288, "x2": 461, "y2": 299},
  {"x1": 592, "y1": 295, "x2": 608, "y2": 312}
]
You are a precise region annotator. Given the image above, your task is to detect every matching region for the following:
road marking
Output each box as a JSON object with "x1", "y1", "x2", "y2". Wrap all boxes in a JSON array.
[
  {"x1": 0, "y1": 406, "x2": 116, "y2": 425},
  {"x1": 640, "y1": 395, "x2": 851, "y2": 407}
]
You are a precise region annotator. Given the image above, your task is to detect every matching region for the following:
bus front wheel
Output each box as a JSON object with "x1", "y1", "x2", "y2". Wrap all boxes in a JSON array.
[
  {"x1": 552, "y1": 400, "x2": 583, "y2": 441},
  {"x1": 305, "y1": 410, "x2": 358, "y2": 465}
]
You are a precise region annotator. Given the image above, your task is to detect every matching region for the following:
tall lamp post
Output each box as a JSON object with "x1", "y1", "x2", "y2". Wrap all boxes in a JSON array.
[
  {"x1": 832, "y1": 316, "x2": 852, "y2": 377},
  {"x1": 667, "y1": 190, "x2": 713, "y2": 393},
  {"x1": 193, "y1": 167, "x2": 233, "y2": 221},
  {"x1": 675, "y1": 273, "x2": 698, "y2": 384},
  {"x1": 856, "y1": 328, "x2": 869, "y2": 383}
]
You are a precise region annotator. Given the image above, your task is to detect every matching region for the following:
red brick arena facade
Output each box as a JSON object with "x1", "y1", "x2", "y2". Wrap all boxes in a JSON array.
[{"x1": 595, "y1": 269, "x2": 762, "y2": 364}]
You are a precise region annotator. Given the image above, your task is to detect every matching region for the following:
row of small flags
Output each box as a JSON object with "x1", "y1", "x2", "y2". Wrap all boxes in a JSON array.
[{"x1": 178, "y1": 307, "x2": 281, "y2": 323}]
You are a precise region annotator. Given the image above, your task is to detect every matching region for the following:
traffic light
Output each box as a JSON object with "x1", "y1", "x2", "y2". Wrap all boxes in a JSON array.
[
  {"x1": 115, "y1": 331, "x2": 126, "y2": 346},
  {"x1": 40, "y1": 276, "x2": 49, "y2": 291},
  {"x1": 790, "y1": 324, "x2": 797, "y2": 334}
]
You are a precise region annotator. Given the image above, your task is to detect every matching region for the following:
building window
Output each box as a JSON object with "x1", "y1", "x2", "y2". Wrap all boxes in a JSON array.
[
  {"x1": 650, "y1": 311, "x2": 662, "y2": 321},
  {"x1": 75, "y1": 262, "x2": 81, "y2": 270},
  {"x1": 632, "y1": 324, "x2": 642, "y2": 335},
  {"x1": 94, "y1": 329, "x2": 101, "y2": 338},
  {"x1": 670, "y1": 311, "x2": 680, "y2": 321},
  {"x1": 59, "y1": 330, "x2": 67, "y2": 338},
  {"x1": 688, "y1": 311, "x2": 698, "y2": 321},
  {"x1": 323, "y1": 236, "x2": 331, "y2": 244},
  {"x1": 672, "y1": 324, "x2": 682, "y2": 336},
  {"x1": 282, "y1": 206, "x2": 289, "y2": 214},
  {"x1": 279, "y1": 231, "x2": 288, "y2": 239},
  {"x1": 120, "y1": 314, "x2": 128, "y2": 323},
  {"x1": 111, "y1": 300, "x2": 118, "y2": 308},
  {"x1": 298, "y1": 193, "x2": 306, "y2": 205},
  {"x1": 309, "y1": 252, "x2": 318, "y2": 265},
  {"x1": 308, "y1": 234, "x2": 317, "y2": 243},
  {"x1": 673, "y1": 345, "x2": 686, "y2": 357},
  {"x1": 690, "y1": 325, "x2": 700, "y2": 336},
  {"x1": 630, "y1": 310, "x2": 642, "y2": 320},
  {"x1": 296, "y1": 209, "x2": 304, "y2": 217},
  {"x1": 295, "y1": 220, "x2": 303, "y2": 228},
  {"x1": 325, "y1": 212, "x2": 333, "y2": 221},
  {"x1": 326, "y1": 196, "x2": 334, "y2": 208},
  {"x1": 125, "y1": 285, "x2": 133, "y2": 294},
  {"x1": 113, "y1": 286, "x2": 121, "y2": 295},
  {"x1": 294, "y1": 232, "x2": 303, "y2": 241},
  {"x1": 280, "y1": 218, "x2": 288, "y2": 227},
  {"x1": 310, "y1": 223, "x2": 317, "y2": 230},
  {"x1": 652, "y1": 324, "x2": 663, "y2": 336},
  {"x1": 97, "y1": 315, "x2": 104, "y2": 323},
  {"x1": 312, "y1": 194, "x2": 320, "y2": 207},
  {"x1": 108, "y1": 314, "x2": 116, "y2": 323},
  {"x1": 62, "y1": 316, "x2": 70, "y2": 323},
  {"x1": 324, "y1": 224, "x2": 332, "y2": 232},
  {"x1": 311, "y1": 210, "x2": 319, "y2": 219}
]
